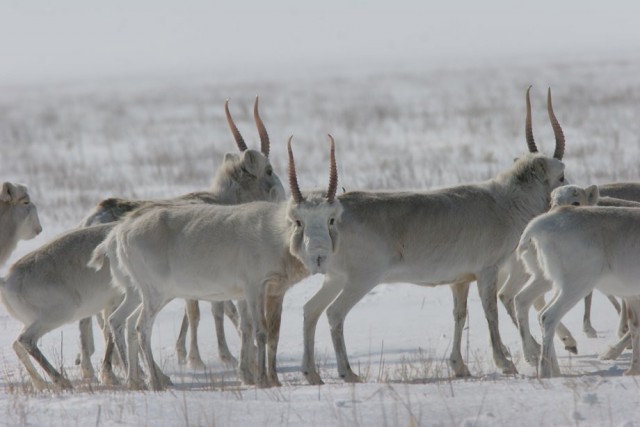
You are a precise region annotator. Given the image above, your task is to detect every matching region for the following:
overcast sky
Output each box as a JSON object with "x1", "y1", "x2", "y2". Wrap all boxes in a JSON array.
[{"x1": 1, "y1": 1, "x2": 638, "y2": 84}]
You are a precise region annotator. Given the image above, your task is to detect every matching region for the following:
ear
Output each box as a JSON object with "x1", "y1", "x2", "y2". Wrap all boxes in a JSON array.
[
  {"x1": 532, "y1": 157, "x2": 548, "y2": 176},
  {"x1": 223, "y1": 152, "x2": 239, "y2": 164},
  {"x1": 241, "y1": 150, "x2": 262, "y2": 175},
  {"x1": 0, "y1": 182, "x2": 15, "y2": 202},
  {"x1": 585, "y1": 185, "x2": 600, "y2": 205}
]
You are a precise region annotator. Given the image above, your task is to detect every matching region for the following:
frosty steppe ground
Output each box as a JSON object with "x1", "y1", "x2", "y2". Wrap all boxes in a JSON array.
[{"x1": 1, "y1": 56, "x2": 640, "y2": 426}]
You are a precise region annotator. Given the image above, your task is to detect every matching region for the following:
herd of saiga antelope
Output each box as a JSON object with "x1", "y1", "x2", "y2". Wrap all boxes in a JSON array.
[{"x1": 2, "y1": 87, "x2": 640, "y2": 391}]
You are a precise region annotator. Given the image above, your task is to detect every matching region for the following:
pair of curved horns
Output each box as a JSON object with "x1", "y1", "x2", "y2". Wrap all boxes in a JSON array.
[
  {"x1": 224, "y1": 96, "x2": 270, "y2": 157},
  {"x1": 288, "y1": 135, "x2": 338, "y2": 204},
  {"x1": 524, "y1": 86, "x2": 565, "y2": 160}
]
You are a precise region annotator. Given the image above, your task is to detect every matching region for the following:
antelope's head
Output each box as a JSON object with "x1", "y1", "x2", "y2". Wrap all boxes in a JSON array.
[
  {"x1": 212, "y1": 97, "x2": 285, "y2": 203},
  {"x1": 520, "y1": 86, "x2": 567, "y2": 193},
  {"x1": 1, "y1": 182, "x2": 42, "y2": 241},
  {"x1": 550, "y1": 184, "x2": 599, "y2": 208},
  {"x1": 287, "y1": 135, "x2": 343, "y2": 274}
]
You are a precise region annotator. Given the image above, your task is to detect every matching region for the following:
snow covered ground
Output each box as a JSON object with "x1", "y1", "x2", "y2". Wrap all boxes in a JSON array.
[{"x1": 2, "y1": 55, "x2": 640, "y2": 426}]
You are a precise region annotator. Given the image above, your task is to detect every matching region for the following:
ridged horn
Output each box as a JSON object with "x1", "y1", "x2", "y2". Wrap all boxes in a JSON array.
[
  {"x1": 225, "y1": 98, "x2": 248, "y2": 152},
  {"x1": 287, "y1": 136, "x2": 303, "y2": 203},
  {"x1": 525, "y1": 86, "x2": 538, "y2": 153},
  {"x1": 254, "y1": 96, "x2": 270, "y2": 157},
  {"x1": 327, "y1": 134, "x2": 338, "y2": 202},
  {"x1": 547, "y1": 88, "x2": 565, "y2": 160}
]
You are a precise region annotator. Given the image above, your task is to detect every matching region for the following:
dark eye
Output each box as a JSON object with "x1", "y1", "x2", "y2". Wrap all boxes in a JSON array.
[
  {"x1": 559, "y1": 175, "x2": 565, "y2": 183},
  {"x1": 329, "y1": 218, "x2": 335, "y2": 225},
  {"x1": 266, "y1": 167, "x2": 273, "y2": 176},
  {"x1": 572, "y1": 202, "x2": 580, "y2": 206},
  {"x1": 296, "y1": 220, "x2": 302, "y2": 227}
]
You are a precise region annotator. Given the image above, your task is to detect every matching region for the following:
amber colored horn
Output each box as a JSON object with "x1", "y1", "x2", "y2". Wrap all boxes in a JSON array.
[
  {"x1": 225, "y1": 98, "x2": 248, "y2": 152},
  {"x1": 547, "y1": 88, "x2": 565, "y2": 160},
  {"x1": 525, "y1": 86, "x2": 538, "y2": 153},
  {"x1": 287, "y1": 136, "x2": 303, "y2": 203},
  {"x1": 254, "y1": 96, "x2": 270, "y2": 157},
  {"x1": 327, "y1": 134, "x2": 338, "y2": 202}
]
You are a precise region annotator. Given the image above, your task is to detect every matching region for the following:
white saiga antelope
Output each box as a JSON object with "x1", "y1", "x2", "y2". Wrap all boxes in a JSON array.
[
  {"x1": 517, "y1": 203, "x2": 640, "y2": 377},
  {"x1": 581, "y1": 182, "x2": 640, "y2": 338},
  {"x1": 0, "y1": 182, "x2": 42, "y2": 266},
  {"x1": 300, "y1": 87, "x2": 567, "y2": 384},
  {"x1": 554, "y1": 185, "x2": 640, "y2": 348},
  {"x1": 513, "y1": 184, "x2": 640, "y2": 366},
  {"x1": 90, "y1": 135, "x2": 341, "y2": 390},
  {"x1": 0, "y1": 224, "x2": 121, "y2": 390},
  {"x1": 77, "y1": 97, "x2": 284, "y2": 372},
  {"x1": 499, "y1": 181, "x2": 640, "y2": 355}
]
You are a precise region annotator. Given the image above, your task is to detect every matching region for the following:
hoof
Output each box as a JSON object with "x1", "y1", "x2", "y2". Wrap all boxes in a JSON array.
[
  {"x1": 268, "y1": 372, "x2": 282, "y2": 387},
  {"x1": 565, "y1": 345, "x2": 578, "y2": 355},
  {"x1": 303, "y1": 370, "x2": 325, "y2": 386},
  {"x1": 453, "y1": 366, "x2": 472, "y2": 377},
  {"x1": 159, "y1": 373, "x2": 173, "y2": 387},
  {"x1": 583, "y1": 327, "x2": 597, "y2": 339},
  {"x1": 450, "y1": 358, "x2": 472, "y2": 377},
  {"x1": 256, "y1": 376, "x2": 271, "y2": 388},
  {"x1": 501, "y1": 363, "x2": 518, "y2": 375},
  {"x1": 100, "y1": 370, "x2": 120, "y2": 387},
  {"x1": 187, "y1": 357, "x2": 206, "y2": 371},
  {"x1": 81, "y1": 371, "x2": 96, "y2": 382},
  {"x1": 341, "y1": 371, "x2": 361, "y2": 383},
  {"x1": 239, "y1": 371, "x2": 256, "y2": 386},
  {"x1": 176, "y1": 348, "x2": 187, "y2": 365},
  {"x1": 600, "y1": 347, "x2": 620, "y2": 361},
  {"x1": 127, "y1": 379, "x2": 147, "y2": 391},
  {"x1": 219, "y1": 354, "x2": 238, "y2": 367},
  {"x1": 56, "y1": 377, "x2": 73, "y2": 390},
  {"x1": 151, "y1": 383, "x2": 166, "y2": 392}
]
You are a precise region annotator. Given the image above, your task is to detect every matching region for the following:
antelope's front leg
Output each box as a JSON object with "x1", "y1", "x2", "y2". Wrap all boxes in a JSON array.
[
  {"x1": 212, "y1": 301, "x2": 238, "y2": 366},
  {"x1": 237, "y1": 301, "x2": 256, "y2": 385},
  {"x1": 186, "y1": 299, "x2": 206, "y2": 369},
  {"x1": 78, "y1": 317, "x2": 96, "y2": 380},
  {"x1": 449, "y1": 281, "x2": 471, "y2": 377},
  {"x1": 265, "y1": 289, "x2": 285, "y2": 386},
  {"x1": 477, "y1": 267, "x2": 517, "y2": 375},
  {"x1": 248, "y1": 282, "x2": 270, "y2": 387},
  {"x1": 302, "y1": 277, "x2": 343, "y2": 385},
  {"x1": 325, "y1": 273, "x2": 378, "y2": 383}
]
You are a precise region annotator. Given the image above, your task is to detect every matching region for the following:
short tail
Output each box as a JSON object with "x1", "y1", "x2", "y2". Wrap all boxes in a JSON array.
[
  {"x1": 516, "y1": 222, "x2": 547, "y2": 278},
  {"x1": 87, "y1": 241, "x2": 108, "y2": 271},
  {"x1": 516, "y1": 228, "x2": 534, "y2": 261},
  {"x1": 88, "y1": 230, "x2": 117, "y2": 271}
]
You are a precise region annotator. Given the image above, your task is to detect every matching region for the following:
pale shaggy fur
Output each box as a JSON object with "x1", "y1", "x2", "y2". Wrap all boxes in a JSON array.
[
  {"x1": 301, "y1": 152, "x2": 566, "y2": 385},
  {"x1": 0, "y1": 224, "x2": 122, "y2": 390},
  {"x1": 513, "y1": 185, "x2": 640, "y2": 366},
  {"x1": 77, "y1": 97, "x2": 285, "y2": 373},
  {"x1": 517, "y1": 205, "x2": 640, "y2": 377},
  {"x1": 89, "y1": 138, "x2": 340, "y2": 390},
  {"x1": 499, "y1": 182, "x2": 640, "y2": 357},
  {"x1": 299, "y1": 87, "x2": 567, "y2": 385}
]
